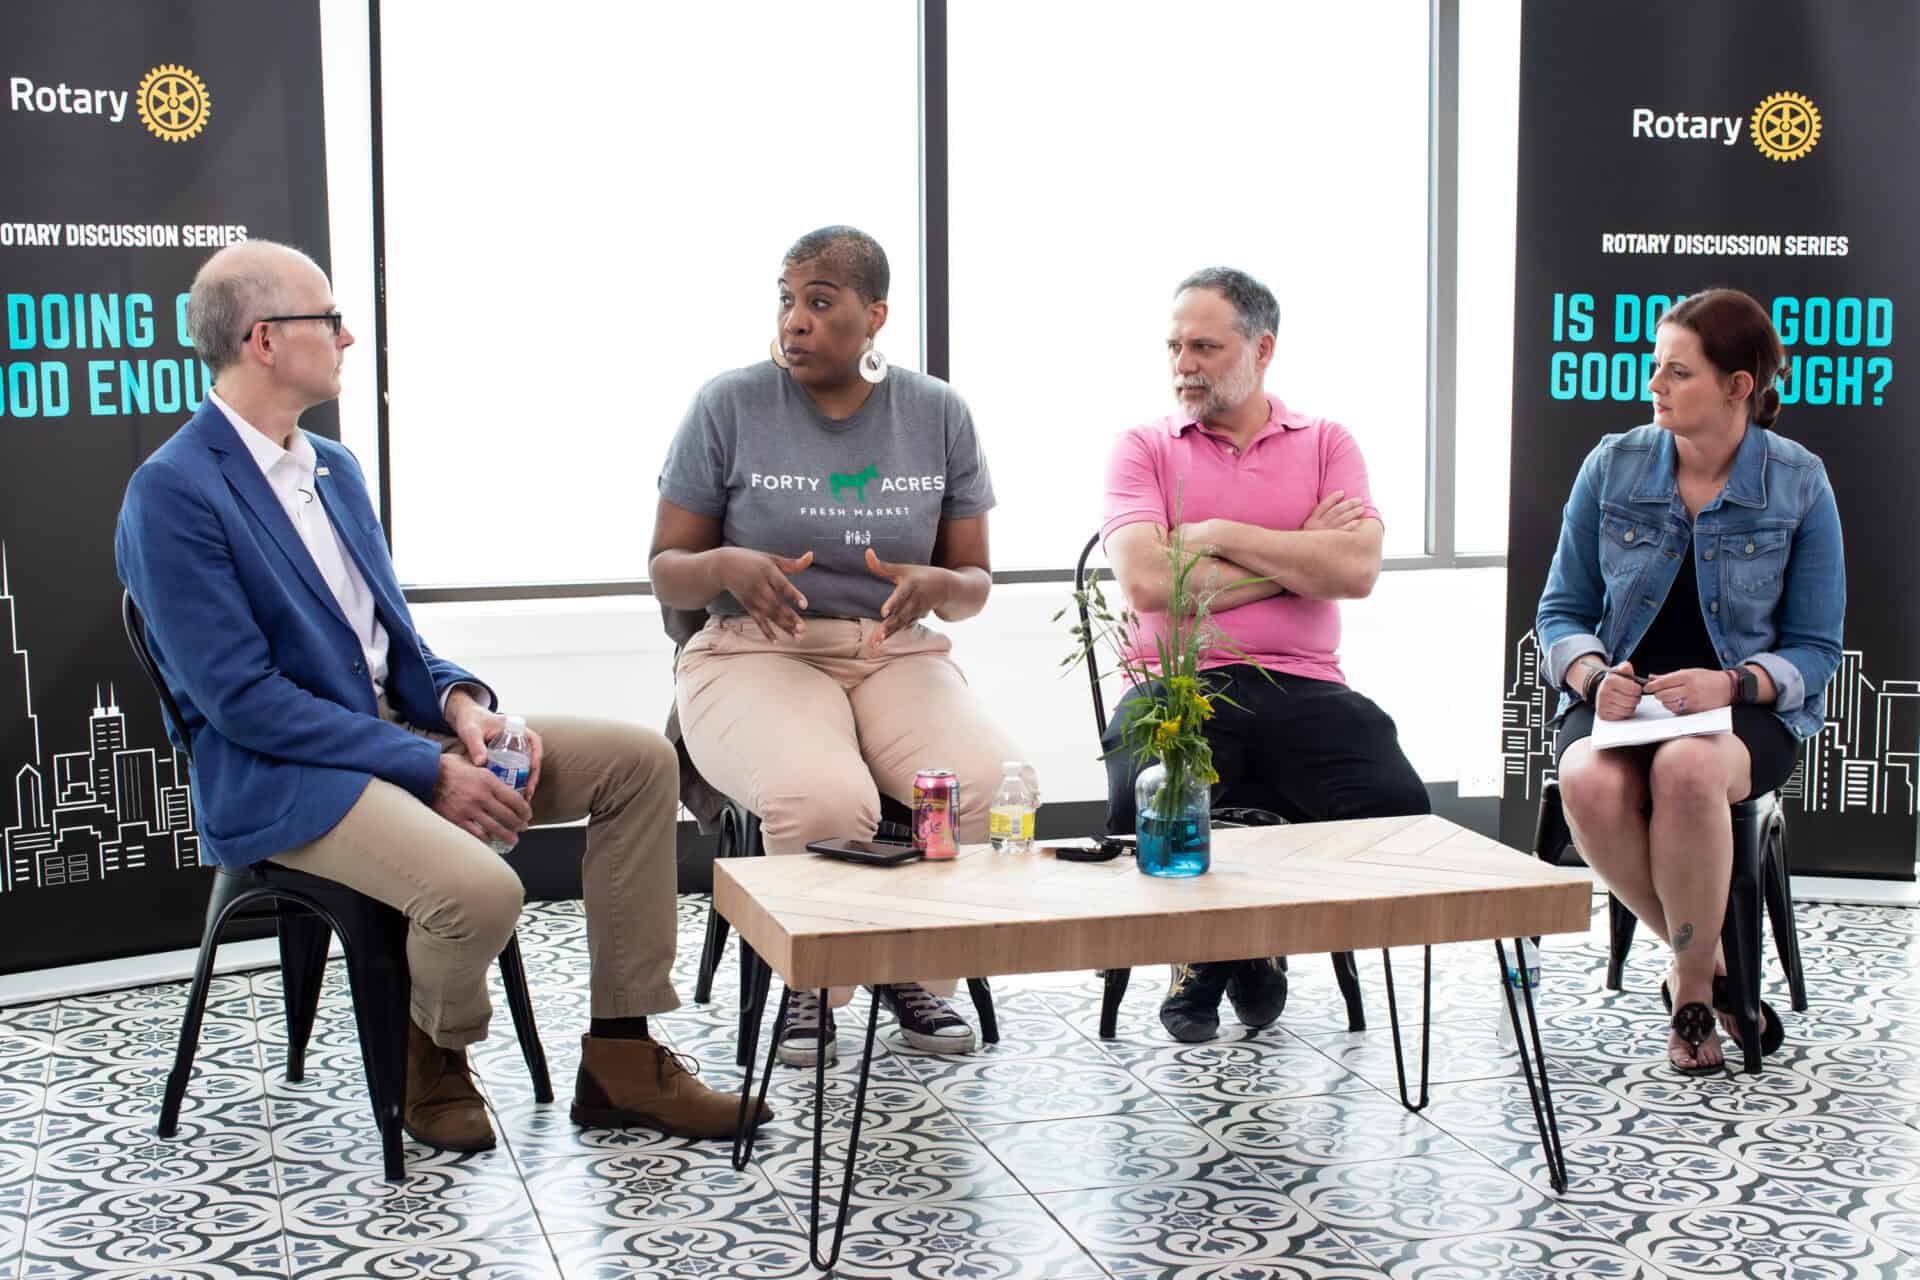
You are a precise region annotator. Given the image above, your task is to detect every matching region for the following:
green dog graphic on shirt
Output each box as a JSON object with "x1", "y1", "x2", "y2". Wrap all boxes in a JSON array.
[{"x1": 829, "y1": 463, "x2": 879, "y2": 503}]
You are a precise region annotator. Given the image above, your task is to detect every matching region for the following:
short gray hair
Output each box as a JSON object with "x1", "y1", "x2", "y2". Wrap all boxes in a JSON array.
[
  {"x1": 186, "y1": 245, "x2": 296, "y2": 375},
  {"x1": 783, "y1": 225, "x2": 890, "y2": 304},
  {"x1": 1176, "y1": 267, "x2": 1280, "y2": 342}
]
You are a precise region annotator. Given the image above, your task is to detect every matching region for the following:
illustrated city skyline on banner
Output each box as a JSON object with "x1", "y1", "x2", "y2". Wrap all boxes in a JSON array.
[
  {"x1": 1502, "y1": 628, "x2": 1920, "y2": 819},
  {"x1": 0, "y1": 542, "x2": 201, "y2": 896}
]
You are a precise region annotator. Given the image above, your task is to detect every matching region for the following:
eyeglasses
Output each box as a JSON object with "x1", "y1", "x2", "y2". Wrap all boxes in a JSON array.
[{"x1": 257, "y1": 312, "x2": 344, "y2": 337}]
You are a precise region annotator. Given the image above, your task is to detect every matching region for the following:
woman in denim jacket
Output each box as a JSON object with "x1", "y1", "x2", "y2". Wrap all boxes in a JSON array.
[{"x1": 1536, "y1": 288, "x2": 1844, "y2": 1075}]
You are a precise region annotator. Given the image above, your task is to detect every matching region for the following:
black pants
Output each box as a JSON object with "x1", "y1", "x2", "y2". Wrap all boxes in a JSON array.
[{"x1": 1103, "y1": 666, "x2": 1430, "y2": 834}]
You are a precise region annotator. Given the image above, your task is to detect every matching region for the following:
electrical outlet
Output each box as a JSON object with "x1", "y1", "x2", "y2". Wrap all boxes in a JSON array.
[{"x1": 1455, "y1": 770, "x2": 1504, "y2": 798}]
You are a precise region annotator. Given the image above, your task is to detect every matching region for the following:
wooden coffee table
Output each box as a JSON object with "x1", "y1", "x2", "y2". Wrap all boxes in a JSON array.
[{"x1": 715, "y1": 814, "x2": 1593, "y2": 1269}]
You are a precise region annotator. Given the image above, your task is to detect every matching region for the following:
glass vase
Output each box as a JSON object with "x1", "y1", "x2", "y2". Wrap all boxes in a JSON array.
[{"x1": 1134, "y1": 761, "x2": 1211, "y2": 877}]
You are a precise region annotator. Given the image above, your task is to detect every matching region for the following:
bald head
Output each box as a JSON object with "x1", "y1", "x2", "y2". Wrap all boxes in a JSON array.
[{"x1": 187, "y1": 240, "x2": 323, "y2": 375}]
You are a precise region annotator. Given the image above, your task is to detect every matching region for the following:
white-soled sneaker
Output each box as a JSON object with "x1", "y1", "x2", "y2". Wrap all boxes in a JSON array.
[
  {"x1": 877, "y1": 982, "x2": 977, "y2": 1054},
  {"x1": 776, "y1": 987, "x2": 838, "y2": 1067}
]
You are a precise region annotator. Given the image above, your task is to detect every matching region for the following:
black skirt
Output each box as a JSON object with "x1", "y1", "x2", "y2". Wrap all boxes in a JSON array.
[{"x1": 1555, "y1": 702, "x2": 1799, "y2": 798}]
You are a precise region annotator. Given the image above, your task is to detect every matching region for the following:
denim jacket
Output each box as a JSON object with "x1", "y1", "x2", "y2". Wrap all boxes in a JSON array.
[{"x1": 1536, "y1": 423, "x2": 1845, "y2": 741}]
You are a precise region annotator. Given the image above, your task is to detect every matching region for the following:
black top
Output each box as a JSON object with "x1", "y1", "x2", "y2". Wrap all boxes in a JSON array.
[{"x1": 1627, "y1": 534, "x2": 1721, "y2": 677}]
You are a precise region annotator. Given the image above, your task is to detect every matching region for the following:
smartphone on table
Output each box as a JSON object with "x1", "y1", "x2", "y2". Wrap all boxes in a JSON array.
[{"x1": 805, "y1": 838, "x2": 924, "y2": 866}]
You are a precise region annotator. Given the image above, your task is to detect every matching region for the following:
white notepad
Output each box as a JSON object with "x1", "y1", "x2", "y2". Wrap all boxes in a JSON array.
[{"x1": 1590, "y1": 695, "x2": 1733, "y2": 749}]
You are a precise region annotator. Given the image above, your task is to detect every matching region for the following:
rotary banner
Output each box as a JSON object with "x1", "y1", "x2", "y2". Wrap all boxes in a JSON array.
[
  {"x1": 1, "y1": 1, "x2": 333, "y2": 971},
  {"x1": 1499, "y1": 2, "x2": 1917, "y2": 879}
]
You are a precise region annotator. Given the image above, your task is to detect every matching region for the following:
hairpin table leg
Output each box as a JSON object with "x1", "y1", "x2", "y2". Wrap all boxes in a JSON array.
[
  {"x1": 1382, "y1": 945, "x2": 1433, "y2": 1112},
  {"x1": 728, "y1": 973, "x2": 884, "y2": 1271},
  {"x1": 729, "y1": 956, "x2": 779, "y2": 1173},
  {"x1": 1497, "y1": 936, "x2": 1569, "y2": 1193},
  {"x1": 808, "y1": 987, "x2": 881, "y2": 1272}
]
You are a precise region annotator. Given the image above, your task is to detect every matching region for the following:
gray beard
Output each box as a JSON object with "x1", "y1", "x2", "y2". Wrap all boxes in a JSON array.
[{"x1": 1176, "y1": 355, "x2": 1259, "y2": 423}]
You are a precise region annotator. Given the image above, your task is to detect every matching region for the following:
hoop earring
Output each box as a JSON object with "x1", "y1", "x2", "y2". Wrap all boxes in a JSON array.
[
  {"x1": 769, "y1": 339, "x2": 789, "y2": 370},
  {"x1": 859, "y1": 338, "x2": 888, "y2": 384}
]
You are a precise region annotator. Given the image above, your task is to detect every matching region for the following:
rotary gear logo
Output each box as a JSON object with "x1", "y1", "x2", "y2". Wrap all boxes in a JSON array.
[
  {"x1": 1751, "y1": 91, "x2": 1820, "y2": 162},
  {"x1": 136, "y1": 64, "x2": 211, "y2": 143}
]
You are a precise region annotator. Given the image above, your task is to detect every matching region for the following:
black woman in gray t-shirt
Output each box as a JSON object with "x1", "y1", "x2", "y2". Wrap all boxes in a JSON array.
[{"x1": 650, "y1": 226, "x2": 1025, "y2": 1069}]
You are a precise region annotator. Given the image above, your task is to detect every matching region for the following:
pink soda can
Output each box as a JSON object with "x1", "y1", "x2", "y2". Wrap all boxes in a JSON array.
[{"x1": 913, "y1": 769, "x2": 960, "y2": 859}]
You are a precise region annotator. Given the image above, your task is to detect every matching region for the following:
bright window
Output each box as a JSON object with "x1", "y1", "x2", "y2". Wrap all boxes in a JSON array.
[
  {"x1": 1454, "y1": 0, "x2": 1522, "y2": 554},
  {"x1": 948, "y1": 2, "x2": 1431, "y2": 567},
  {"x1": 319, "y1": 0, "x2": 379, "y2": 476},
  {"x1": 375, "y1": 3, "x2": 922, "y2": 587}
]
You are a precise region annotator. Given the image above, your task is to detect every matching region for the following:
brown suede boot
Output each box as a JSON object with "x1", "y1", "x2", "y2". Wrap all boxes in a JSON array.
[
  {"x1": 403, "y1": 1020, "x2": 495, "y2": 1152},
  {"x1": 570, "y1": 1035, "x2": 773, "y2": 1138}
]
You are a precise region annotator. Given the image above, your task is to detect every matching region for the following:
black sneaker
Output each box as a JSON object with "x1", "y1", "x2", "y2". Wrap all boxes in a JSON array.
[
  {"x1": 876, "y1": 982, "x2": 976, "y2": 1054},
  {"x1": 1160, "y1": 961, "x2": 1233, "y2": 1043},
  {"x1": 776, "y1": 987, "x2": 837, "y2": 1067},
  {"x1": 1226, "y1": 956, "x2": 1289, "y2": 1029}
]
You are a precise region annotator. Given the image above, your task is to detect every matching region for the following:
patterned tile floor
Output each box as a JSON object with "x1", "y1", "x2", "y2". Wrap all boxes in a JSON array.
[{"x1": 2, "y1": 893, "x2": 1919, "y2": 1278}]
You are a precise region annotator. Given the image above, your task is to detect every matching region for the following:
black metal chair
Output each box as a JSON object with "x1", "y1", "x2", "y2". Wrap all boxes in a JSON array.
[
  {"x1": 1073, "y1": 533, "x2": 1368, "y2": 1036},
  {"x1": 1533, "y1": 776, "x2": 1807, "y2": 1073},
  {"x1": 693, "y1": 793, "x2": 1000, "y2": 1065},
  {"x1": 124, "y1": 591, "x2": 551, "y2": 1179}
]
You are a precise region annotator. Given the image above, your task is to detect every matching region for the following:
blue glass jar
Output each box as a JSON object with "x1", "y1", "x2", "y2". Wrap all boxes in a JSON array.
[{"x1": 1134, "y1": 761, "x2": 1211, "y2": 877}]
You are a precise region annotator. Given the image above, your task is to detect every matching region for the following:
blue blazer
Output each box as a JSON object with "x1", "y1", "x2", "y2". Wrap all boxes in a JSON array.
[{"x1": 114, "y1": 401, "x2": 490, "y2": 868}]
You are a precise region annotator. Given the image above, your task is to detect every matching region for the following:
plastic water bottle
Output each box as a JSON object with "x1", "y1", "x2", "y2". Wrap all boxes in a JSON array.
[
  {"x1": 1497, "y1": 937, "x2": 1543, "y2": 1046},
  {"x1": 483, "y1": 714, "x2": 531, "y2": 855},
  {"x1": 989, "y1": 761, "x2": 1038, "y2": 853}
]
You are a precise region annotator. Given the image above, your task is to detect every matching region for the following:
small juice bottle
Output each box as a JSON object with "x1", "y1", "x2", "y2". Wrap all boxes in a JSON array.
[{"x1": 988, "y1": 761, "x2": 1037, "y2": 853}]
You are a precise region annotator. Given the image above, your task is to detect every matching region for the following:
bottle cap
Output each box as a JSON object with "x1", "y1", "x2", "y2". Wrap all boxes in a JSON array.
[
  {"x1": 1002, "y1": 760, "x2": 1023, "y2": 773},
  {"x1": 505, "y1": 714, "x2": 527, "y2": 733}
]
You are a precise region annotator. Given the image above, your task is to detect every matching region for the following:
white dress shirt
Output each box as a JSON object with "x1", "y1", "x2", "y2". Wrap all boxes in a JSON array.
[{"x1": 211, "y1": 391, "x2": 392, "y2": 702}]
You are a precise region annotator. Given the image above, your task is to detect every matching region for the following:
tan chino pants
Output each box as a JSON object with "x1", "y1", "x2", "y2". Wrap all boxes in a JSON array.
[
  {"x1": 675, "y1": 616, "x2": 1024, "y2": 1005},
  {"x1": 269, "y1": 707, "x2": 680, "y2": 1048}
]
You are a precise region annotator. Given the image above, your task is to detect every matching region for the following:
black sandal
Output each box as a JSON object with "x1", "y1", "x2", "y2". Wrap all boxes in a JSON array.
[
  {"x1": 1669, "y1": 1001, "x2": 1723, "y2": 1076},
  {"x1": 1711, "y1": 975, "x2": 1785, "y2": 1056}
]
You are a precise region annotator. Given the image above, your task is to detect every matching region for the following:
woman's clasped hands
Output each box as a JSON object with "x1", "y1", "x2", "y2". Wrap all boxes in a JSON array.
[
  {"x1": 1593, "y1": 660, "x2": 1733, "y2": 720},
  {"x1": 1645, "y1": 667, "x2": 1734, "y2": 718}
]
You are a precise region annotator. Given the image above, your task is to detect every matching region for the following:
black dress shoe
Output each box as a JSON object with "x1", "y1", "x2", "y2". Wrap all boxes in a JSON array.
[
  {"x1": 1160, "y1": 961, "x2": 1233, "y2": 1043},
  {"x1": 1226, "y1": 956, "x2": 1289, "y2": 1029}
]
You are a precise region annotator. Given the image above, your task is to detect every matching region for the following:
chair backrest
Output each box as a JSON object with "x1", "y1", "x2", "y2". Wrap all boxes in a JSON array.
[
  {"x1": 1073, "y1": 534, "x2": 1285, "y2": 831},
  {"x1": 1074, "y1": 531, "x2": 1109, "y2": 738},
  {"x1": 122, "y1": 590, "x2": 193, "y2": 768},
  {"x1": 660, "y1": 601, "x2": 708, "y2": 654}
]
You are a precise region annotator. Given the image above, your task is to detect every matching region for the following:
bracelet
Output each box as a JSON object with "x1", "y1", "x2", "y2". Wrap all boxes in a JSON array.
[{"x1": 1582, "y1": 663, "x2": 1608, "y2": 703}]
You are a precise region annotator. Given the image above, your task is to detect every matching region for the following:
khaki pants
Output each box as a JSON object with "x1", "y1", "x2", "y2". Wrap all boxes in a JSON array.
[
  {"x1": 675, "y1": 616, "x2": 1023, "y2": 1005},
  {"x1": 270, "y1": 708, "x2": 680, "y2": 1049}
]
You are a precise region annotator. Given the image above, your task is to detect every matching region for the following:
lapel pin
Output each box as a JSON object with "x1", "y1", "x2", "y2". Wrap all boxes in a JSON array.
[{"x1": 316, "y1": 466, "x2": 330, "y2": 477}]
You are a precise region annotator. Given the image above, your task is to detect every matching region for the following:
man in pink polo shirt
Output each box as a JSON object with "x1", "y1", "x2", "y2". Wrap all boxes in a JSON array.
[{"x1": 1103, "y1": 267, "x2": 1429, "y2": 1043}]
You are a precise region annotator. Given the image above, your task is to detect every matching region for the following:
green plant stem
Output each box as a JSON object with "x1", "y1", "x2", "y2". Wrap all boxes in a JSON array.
[{"x1": 1145, "y1": 759, "x2": 1193, "y2": 825}]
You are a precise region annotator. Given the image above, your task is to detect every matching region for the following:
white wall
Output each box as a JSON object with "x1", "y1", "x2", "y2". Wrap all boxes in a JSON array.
[{"x1": 412, "y1": 567, "x2": 1510, "y2": 810}]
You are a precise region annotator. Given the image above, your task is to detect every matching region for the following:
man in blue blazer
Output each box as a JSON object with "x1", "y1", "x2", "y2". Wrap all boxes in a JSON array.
[{"x1": 116, "y1": 241, "x2": 765, "y2": 1151}]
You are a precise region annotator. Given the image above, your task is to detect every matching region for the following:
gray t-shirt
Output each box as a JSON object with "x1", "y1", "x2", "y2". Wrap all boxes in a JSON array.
[{"x1": 658, "y1": 362, "x2": 996, "y2": 620}]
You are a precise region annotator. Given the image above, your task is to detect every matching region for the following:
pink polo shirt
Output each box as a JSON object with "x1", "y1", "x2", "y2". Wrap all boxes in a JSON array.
[{"x1": 1100, "y1": 394, "x2": 1380, "y2": 686}]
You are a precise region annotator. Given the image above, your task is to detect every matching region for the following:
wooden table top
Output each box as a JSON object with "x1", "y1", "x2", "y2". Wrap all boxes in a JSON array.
[{"x1": 713, "y1": 815, "x2": 1595, "y2": 990}]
